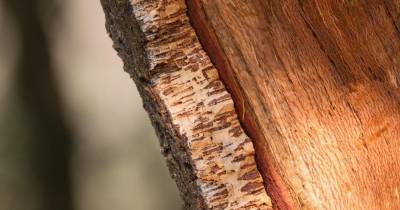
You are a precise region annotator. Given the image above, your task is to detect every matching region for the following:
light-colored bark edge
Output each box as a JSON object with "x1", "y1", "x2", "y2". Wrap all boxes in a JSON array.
[{"x1": 100, "y1": 0, "x2": 272, "y2": 209}]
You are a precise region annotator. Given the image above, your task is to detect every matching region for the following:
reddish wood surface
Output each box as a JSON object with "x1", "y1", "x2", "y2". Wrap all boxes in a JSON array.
[{"x1": 188, "y1": 0, "x2": 400, "y2": 209}]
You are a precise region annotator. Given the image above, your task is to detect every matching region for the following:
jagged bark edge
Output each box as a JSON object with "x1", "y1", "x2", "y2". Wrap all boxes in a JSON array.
[{"x1": 100, "y1": 0, "x2": 272, "y2": 209}]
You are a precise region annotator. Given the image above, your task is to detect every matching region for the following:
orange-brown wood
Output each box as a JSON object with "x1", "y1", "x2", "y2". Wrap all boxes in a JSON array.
[{"x1": 188, "y1": 0, "x2": 400, "y2": 209}]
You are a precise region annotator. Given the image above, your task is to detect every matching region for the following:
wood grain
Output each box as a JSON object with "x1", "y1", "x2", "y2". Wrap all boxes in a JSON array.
[{"x1": 188, "y1": 0, "x2": 400, "y2": 209}]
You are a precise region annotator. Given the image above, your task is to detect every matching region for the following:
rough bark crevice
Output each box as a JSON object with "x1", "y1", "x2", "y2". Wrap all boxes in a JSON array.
[{"x1": 100, "y1": 1, "x2": 206, "y2": 209}]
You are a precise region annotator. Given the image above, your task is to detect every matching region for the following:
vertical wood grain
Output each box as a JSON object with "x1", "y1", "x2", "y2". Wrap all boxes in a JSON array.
[{"x1": 188, "y1": 0, "x2": 400, "y2": 209}]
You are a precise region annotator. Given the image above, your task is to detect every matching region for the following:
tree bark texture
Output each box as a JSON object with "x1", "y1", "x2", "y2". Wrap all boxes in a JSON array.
[
  {"x1": 101, "y1": 0, "x2": 400, "y2": 209},
  {"x1": 100, "y1": 0, "x2": 271, "y2": 209}
]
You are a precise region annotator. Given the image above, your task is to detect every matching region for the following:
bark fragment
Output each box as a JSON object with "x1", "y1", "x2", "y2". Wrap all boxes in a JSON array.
[{"x1": 100, "y1": 0, "x2": 272, "y2": 209}]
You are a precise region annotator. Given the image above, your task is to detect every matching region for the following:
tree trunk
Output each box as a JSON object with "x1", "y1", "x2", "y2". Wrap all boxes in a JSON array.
[
  {"x1": 2, "y1": 1, "x2": 73, "y2": 209},
  {"x1": 100, "y1": 0, "x2": 400, "y2": 209}
]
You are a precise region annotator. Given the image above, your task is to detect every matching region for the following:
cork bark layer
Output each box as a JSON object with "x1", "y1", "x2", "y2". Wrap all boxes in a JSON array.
[{"x1": 100, "y1": 0, "x2": 272, "y2": 209}]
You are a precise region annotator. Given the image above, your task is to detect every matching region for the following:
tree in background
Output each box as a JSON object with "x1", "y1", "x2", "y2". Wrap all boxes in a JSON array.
[{"x1": 1, "y1": 1, "x2": 73, "y2": 210}]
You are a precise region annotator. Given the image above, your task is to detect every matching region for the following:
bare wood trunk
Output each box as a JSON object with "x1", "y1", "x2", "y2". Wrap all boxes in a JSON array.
[
  {"x1": 188, "y1": 1, "x2": 400, "y2": 209},
  {"x1": 101, "y1": 0, "x2": 400, "y2": 209}
]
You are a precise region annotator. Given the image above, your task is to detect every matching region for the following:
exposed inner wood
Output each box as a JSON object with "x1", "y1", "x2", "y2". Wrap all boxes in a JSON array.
[{"x1": 188, "y1": 0, "x2": 400, "y2": 209}]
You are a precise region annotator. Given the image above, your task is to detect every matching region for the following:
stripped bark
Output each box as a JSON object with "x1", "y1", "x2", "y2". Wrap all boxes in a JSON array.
[
  {"x1": 187, "y1": 0, "x2": 400, "y2": 209},
  {"x1": 100, "y1": 0, "x2": 272, "y2": 209}
]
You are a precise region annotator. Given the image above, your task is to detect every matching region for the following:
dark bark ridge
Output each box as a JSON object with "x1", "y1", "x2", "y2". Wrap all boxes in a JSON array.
[{"x1": 100, "y1": 1, "x2": 205, "y2": 209}]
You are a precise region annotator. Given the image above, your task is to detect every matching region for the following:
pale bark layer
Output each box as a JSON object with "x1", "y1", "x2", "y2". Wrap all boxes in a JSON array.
[{"x1": 100, "y1": 0, "x2": 272, "y2": 209}]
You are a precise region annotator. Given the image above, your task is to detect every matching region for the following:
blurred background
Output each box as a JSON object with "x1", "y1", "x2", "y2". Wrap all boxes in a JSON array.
[{"x1": 0, "y1": 0, "x2": 181, "y2": 210}]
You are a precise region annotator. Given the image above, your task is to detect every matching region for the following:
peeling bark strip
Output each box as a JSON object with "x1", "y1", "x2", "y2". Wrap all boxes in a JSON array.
[{"x1": 100, "y1": 0, "x2": 272, "y2": 209}]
